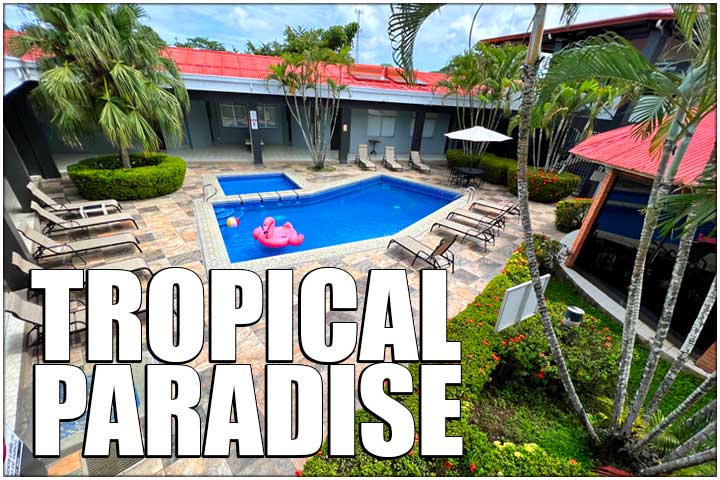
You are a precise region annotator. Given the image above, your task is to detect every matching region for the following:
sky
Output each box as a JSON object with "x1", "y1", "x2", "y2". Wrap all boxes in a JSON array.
[{"x1": 3, "y1": 2, "x2": 668, "y2": 71}]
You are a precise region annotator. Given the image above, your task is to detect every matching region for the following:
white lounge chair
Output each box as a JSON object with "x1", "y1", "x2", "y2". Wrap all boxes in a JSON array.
[
  {"x1": 31, "y1": 201, "x2": 138, "y2": 235},
  {"x1": 355, "y1": 144, "x2": 377, "y2": 171},
  {"x1": 382, "y1": 146, "x2": 404, "y2": 171},
  {"x1": 18, "y1": 226, "x2": 141, "y2": 263},
  {"x1": 27, "y1": 181, "x2": 122, "y2": 216},
  {"x1": 409, "y1": 151, "x2": 431, "y2": 173}
]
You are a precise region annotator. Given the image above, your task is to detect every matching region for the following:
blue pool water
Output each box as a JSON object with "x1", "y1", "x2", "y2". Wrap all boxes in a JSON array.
[
  {"x1": 218, "y1": 173, "x2": 301, "y2": 195},
  {"x1": 214, "y1": 176, "x2": 459, "y2": 263}
]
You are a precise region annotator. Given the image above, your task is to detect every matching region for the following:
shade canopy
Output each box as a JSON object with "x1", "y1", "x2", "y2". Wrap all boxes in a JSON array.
[{"x1": 444, "y1": 126, "x2": 512, "y2": 143}]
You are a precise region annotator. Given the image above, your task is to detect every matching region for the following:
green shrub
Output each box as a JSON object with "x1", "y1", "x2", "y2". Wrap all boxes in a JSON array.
[
  {"x1": 478, "y1": 153, "x2": 516, "y2": 185},
  {"x1": 446, "y1": 149, "x2": 516, "y2": 186},
  {"x1": 494, "y1": 304, "x2": 622, "y2": 399},
  {"x1": 446, "y1": 148, "x2": 476, "y2": 168},
  {"x1": 67, "y1": 152, "x2": 186, "y2": 200},
  {"x1": 503, "y1": 234, "x2": 565, "y2": 284},
  {"x1": 465, "y1": 438, "x2": 586, "y2": 477},
  {"x1": 556, "y1": 198, "x2": 593, "y2": 232},
  {"x1": 507, "y1": 167, "x2": 580, "y2": 203}
]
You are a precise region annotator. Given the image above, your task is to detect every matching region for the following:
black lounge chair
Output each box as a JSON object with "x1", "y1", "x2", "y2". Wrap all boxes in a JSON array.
[
  {"x1": 388, "y1": 234, "x2": 457, "y2": 272},
  {"x1": 446, "y1": 208, "x2": 507, "y2": 231},
  {"x1": 470, "y1": 199, "x2": 520, "y2": 217},
  {"x1": 430, "y1": 218, "x2": 495, "y2": 251}
]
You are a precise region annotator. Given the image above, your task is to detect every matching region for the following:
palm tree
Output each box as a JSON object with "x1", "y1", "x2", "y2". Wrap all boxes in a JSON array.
[
  {"x1": 9, "y1": 4, "x2": 189, "y2": 169},
  {"x1": 389, "y1": 3, "x2": 716, "y2": 473},
  {"x1": 541, "y1": 3, "x2": 716, "y2": 435},
  {"x1": 388, "y1": 2, "x2": 600, "y2": 446},
  {"x1": 266, "y1": 46, "x2": 352, "y2": 170}
]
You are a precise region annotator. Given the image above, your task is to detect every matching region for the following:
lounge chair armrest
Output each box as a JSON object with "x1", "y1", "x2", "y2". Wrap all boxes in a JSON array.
[{"x1": 58, "y1": 219, "x2": 82, "y2": 228}]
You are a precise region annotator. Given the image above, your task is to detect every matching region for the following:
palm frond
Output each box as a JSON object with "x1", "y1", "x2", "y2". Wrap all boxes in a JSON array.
[{"x1": 388, "y1": 3, "x2": 443, "y2": 84}]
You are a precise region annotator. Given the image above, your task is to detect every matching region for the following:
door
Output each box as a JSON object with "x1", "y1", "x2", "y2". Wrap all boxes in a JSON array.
[{"x1": 187, "y1": 100, "x2": 213, "y2": 148}]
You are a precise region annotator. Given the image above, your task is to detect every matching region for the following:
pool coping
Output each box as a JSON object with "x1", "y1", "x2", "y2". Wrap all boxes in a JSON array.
[
  {"x1": 194, "y1": 173, "x2": 470, "y2": 272},
  {"x1": 202, "y1": 170, "x2": 309, "y2": 201}
]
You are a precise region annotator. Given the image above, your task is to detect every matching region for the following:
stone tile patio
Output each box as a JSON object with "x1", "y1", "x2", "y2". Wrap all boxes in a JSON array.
[{"x1": 10, "y1": 160, "x2": 562, "y2": 476}]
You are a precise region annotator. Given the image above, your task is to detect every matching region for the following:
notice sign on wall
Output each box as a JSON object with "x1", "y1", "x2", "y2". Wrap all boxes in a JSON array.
[{"x1": 250, "y1": 110, "x2": 258, "y2": 130}]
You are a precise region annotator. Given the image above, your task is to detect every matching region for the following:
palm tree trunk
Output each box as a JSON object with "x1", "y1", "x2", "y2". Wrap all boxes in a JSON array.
[
  {"x1": 632, "y1": 371, "x2": 716, "y2": 452},
  {"x1": 516, "y1": 4, "x2": 600, "y2": 446},
  {"x1": 120, "y1": 147, "x2": 132, "y2": 169},
  {"x1": 609, "y1": 110, "x2": 692, "y2": 432},
  {"x1": 682, "y1": 399, "x2": 716, "y2": 430},
  {"x1": 640, "y1": 447, "x2": 717, "y2": 476},
  {"x1": 644, "y1": 275, "x2": 717, "y2": 420},
  {"x1": 621, "y1": 214, "x2": 698, "y2": 435},
  {"x1": 663, "y1": 419, "x2": 717, "y2": 462}
]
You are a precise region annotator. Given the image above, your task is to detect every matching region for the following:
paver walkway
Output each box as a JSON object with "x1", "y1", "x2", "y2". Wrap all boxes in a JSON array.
[{"x1": 11, "y1": 161, "x2": 562, "y2": 476}]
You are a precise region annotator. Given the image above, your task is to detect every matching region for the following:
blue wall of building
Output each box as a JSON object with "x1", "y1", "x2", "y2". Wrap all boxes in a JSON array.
[{"x1": 349, "y1": 107, "x2": 450, "y2": 157}]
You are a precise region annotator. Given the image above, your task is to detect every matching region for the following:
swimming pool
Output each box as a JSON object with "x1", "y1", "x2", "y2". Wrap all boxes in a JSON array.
[
  {"x1": 218, "y1": 172, "x2": 301, "y2": 195},
  {"x1": 212, "y1": 176, "x2": 460, "y2": 263}
]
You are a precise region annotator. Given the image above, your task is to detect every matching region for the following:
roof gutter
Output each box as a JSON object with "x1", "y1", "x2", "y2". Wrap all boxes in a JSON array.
[{"x1": 4, "y1": 56, "x2": 520, "y2": 111}]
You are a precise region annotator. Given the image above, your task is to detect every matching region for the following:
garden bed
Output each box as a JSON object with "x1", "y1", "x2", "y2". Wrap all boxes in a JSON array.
[
  {"x1": 67, "y1": 152, "x2": 187, "y2": 201},
  {"x1": 301, "y1": 236, "x2": 716, "y2": 477}
]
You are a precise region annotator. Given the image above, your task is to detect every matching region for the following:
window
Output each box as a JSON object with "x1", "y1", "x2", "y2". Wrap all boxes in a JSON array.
[
  {"x1": 367, "y1": 109, "x2": 397, "y2": 137},
  {"x1": 409, "y1": 112, "x2": 438, "y2": 138},
  {"x1": 257, "y1": 105, "x2": 278, "y2": 128},
  {"x1": 220, "y1": 104, "x2": 248, "y2": 128}
]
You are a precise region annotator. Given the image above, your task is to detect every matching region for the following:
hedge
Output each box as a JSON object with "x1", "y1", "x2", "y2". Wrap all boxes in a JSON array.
[
  {"x1": 446, "y1": 149, "x2": 516, "y2": 186},
  {"x1": 507, "y1": 167, "x2": 580, "y2": 203},
  {"x1": 67, "y1": 153, "x2": 187, "y2": 201},
  {"x1": 301, "y1": 235, "x2": 595, "y2": 478},
  {"x1": 555, "y1": 198, "x2": 593, "y2": 233}
]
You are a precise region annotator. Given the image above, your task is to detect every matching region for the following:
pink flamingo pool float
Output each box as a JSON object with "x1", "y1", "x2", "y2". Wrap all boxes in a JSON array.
[{"x1": 252, "y1": 216, "x2": 305, "y2": 248}]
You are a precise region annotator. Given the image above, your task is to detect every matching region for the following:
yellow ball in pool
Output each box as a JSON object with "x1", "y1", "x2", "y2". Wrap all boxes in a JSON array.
[{"x1": 226, "y1": 216, "x2": 240, "y2": 228}]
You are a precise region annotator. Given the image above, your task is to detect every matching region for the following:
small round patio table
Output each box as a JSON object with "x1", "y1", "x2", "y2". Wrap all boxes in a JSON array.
[{"x1": 368, "y1": 139, "x2": 381, "y2": 155}]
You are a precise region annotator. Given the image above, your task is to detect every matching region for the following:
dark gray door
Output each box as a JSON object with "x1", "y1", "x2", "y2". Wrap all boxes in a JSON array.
[{"x1": 188, "y1": 100, "x2": 213, "y2": 148}]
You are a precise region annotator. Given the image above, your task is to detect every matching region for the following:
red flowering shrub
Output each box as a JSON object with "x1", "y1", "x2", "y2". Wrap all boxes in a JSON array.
[
  {"x1": 507, "y1": 167, "x2": 580, "y2": 203},
  {"x1": 555, "y1": 198, "x2": 593, "y2": 232}
]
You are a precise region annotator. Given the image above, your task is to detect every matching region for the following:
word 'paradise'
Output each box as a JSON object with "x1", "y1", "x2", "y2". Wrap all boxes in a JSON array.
[{"x1": 31, "y1": 267, "x2": 461, "y2": 459}]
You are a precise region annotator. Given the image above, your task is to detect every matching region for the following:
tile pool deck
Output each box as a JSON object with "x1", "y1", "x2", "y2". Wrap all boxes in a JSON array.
[{"x1": 10, "y1": 161, "x2": 562, "y2": 476}]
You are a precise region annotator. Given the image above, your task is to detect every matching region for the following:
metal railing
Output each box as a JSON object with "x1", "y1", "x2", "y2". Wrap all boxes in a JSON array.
[{"x1": 202, "y1": 183, "x2": 217, "y2": 203}]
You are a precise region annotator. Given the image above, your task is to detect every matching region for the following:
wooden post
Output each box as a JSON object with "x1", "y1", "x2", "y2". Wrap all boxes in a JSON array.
[{"x1": 565, "y1": 169, "x2": 616, "y2": 267}]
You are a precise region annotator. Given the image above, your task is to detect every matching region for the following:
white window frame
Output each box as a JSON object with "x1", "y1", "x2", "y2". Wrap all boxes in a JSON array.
[
  {"x1": 257, "y1": 105, "x2": 279, "y2": 129},
  {"x1": 220, "y1": 104, "x2": 249, "y2": 128},
  {"x1": 410, "y1": 112, "x2": 438, "y2": 138},
  {"x1": 367, "y1": 109, "x2": 397, "y2": 138}
]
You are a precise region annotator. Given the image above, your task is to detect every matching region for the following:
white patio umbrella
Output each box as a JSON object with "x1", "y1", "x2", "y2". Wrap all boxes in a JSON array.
[{"x1": 444, "y1": 125, "x2": 512, "y2": 142}]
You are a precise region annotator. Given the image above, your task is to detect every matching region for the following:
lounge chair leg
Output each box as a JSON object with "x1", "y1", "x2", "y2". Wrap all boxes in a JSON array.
[{"x1": 134, "y1": 243, "x2": 143, "y2": 253}]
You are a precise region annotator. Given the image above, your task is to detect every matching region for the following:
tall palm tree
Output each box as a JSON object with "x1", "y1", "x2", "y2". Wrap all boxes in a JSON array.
[
  {"x1": 388, "y1": 2, "x2": 600, "y2": 446},
  {"x1": 541, "y1": 3, "x2": 716, "y2": 434},
  {"x1": 9, "y1": 3, "x2": 189, "y2": 168}
]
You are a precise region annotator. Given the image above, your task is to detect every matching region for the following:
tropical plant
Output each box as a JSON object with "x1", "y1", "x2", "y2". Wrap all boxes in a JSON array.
[
  {"x1": 437, "y1": 43, "x2": 525, "y2": 156},
  {"x1": 390, "y1": 2, "x2": 717, "y2": 474},
  {"x1": 9, "y1": 3, "x2": 189, "y2": 169},
  {"x1": 266, "y1": 47, "x2": 352, "y2": 169},
  {"x1": 174, "y1": 36, "x2": 228, "y2": 52},
  {"x1": 389, "y1": 0, "x2": 600, "y2": 449},
  {"x1": 542, "y1": 3, "x2": 716, "y2": 443},
  {"x1": 247, "y1": 23, "x2": 359, "y2": 58}
]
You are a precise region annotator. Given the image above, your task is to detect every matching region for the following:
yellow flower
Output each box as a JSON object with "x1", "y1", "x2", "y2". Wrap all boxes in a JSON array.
[
  {"x1": 497, "y1": 471, "x2": 504, "y2": 477},
  {"x1": 503, "y1": 442, "x2": 515, "y2": 449},
  {"x1": 523, "y1": 443, "x2": 538, "y2": 453},
  {"x1": 514, "y1": 451, "x2": 523, "y2": 459},
  {"x1": 493, "y1": 440, "x2": 502, "y2": 448}
]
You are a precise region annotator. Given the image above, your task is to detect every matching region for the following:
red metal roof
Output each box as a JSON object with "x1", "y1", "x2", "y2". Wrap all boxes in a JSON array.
[
  {"x1": 4, "y1": 29, "x2": 447, "y2": 94},
  {"x1": 569, "y1": 111, "x2": 716, "y2": 185},
  {"x1": 481, "y1": 8, "x2": 675, "y2": 45}
]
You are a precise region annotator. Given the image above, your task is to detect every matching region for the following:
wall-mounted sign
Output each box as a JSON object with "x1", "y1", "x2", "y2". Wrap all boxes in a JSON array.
[{"x1": 250, "y1": 110, "x2": 258, "y2": 130}]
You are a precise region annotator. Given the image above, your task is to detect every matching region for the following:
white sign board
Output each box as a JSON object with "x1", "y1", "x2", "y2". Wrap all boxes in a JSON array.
[
  {"x1": 250, "y1": 110, "x2": 259, "y2": 130},
  {"x1": 495, "y1": 274, "x2": 551, "y2": 333},
  {"x1": 4, "y1": 424, "x2": 23, "y2": 476}
]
